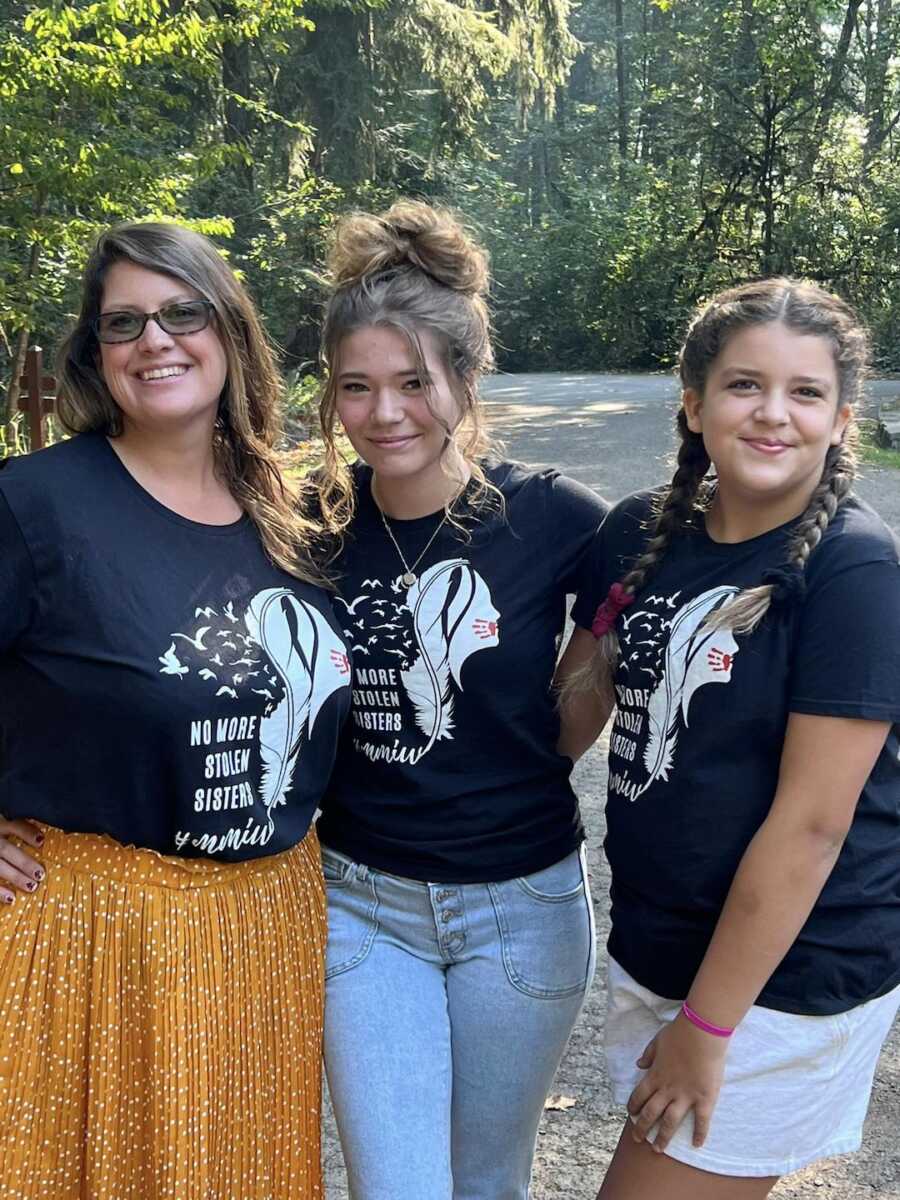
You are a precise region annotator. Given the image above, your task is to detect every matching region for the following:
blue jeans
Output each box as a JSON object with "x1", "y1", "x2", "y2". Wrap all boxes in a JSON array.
[{"x1": 322, "y1": 845, "x2": 596, "y2": 1200}]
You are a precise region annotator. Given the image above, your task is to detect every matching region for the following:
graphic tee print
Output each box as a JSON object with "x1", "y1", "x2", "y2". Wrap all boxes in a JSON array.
[
  {"x1": 609, "y1": 586, "x2": 739, "y2": 802},
  {"x1": 0, "y1": 434, "x2": 351, "y2": 861},
  {"x1": 572, "y1": 490, "x2": 900, "y2": 1015},
  {"x1": 317, "y1": 460, "x2": 610, "y2": 883},
  {"x1": 158, "y1": 588, "x2": 350, "y2": 855},
  {"x1": 338, "y1": 560, "x2": 500, "y2": 765}
]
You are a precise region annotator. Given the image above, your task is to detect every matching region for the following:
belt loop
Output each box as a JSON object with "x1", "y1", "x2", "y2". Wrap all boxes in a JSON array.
[{"x1": 355, "y1": 862, "x2": 369, "y2": 883}]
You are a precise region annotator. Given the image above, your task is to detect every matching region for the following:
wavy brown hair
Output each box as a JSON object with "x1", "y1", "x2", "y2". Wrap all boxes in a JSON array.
[
  {"x1": 581, "y1": 278, "x2": 868, "y2": 691},
  {"x1": 315, "y1": 199, "x2": 501, "y2": 543},
  {"x1": 57, "y1": 222, "x2": 328, "y2": 586}
]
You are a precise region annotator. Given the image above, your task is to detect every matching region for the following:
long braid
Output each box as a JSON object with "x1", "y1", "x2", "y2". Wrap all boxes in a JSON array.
[
  {"x1": 602, "y1": 416, "x2": 710, "y2": 644},
  {"x1": 566, "y1": 277, "x2": 870, "y2": 708},
  {"x1": 707, "y1": 420, "x2": 858, "y2": 634},
  {"x1": 572, "y1": 412, "x2": 711, "y2": 697},
  {"x1": 789, "y1": 432, "x2": 857, "y2": 568}
]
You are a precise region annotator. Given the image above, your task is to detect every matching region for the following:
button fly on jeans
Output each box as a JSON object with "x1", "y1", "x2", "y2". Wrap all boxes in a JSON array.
[{"x1": 441, "y1": 910, "x2": 459, "y2": 923}]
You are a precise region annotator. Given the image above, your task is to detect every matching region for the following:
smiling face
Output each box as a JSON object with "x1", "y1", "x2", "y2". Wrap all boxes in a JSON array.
[
  {"x1": 682, "y1": 321, "x2": 850, "y2": 530},
  {"x1": 97, "y1": 260, "x2": 228, "y2": 437},
  {"x1": 334, "y1": 324, "x2": 465, "y2": 509}
]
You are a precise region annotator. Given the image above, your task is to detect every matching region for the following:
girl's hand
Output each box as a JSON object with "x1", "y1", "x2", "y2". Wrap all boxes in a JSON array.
[
  {"x1": 0, "y1": 818, "x2": 45, "y2": 904},
  {"x1": 626, "y1": 1011, "x2": 729, "y2": 1153}
]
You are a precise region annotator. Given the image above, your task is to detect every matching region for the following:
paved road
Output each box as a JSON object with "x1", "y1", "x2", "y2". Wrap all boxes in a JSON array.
[
  {"x1": 324, "y1": 373, "x2": 900, "y2": 1199},
  {"x1": 481, "y1": 371, "x2": 900, "y2": 531}
]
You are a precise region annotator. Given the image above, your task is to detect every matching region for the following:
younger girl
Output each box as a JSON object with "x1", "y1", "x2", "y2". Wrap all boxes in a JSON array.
[
  {"x1": 558, "y1": 279, "x2": 900, "y2": 1199},
  {"x1": 313, "y1": 200, "x2": 608, "y2": 1199}
]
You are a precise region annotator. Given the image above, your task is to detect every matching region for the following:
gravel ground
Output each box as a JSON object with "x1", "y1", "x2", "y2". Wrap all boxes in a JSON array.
[{"x1": 324, "y1": 372, "x2": 900, "y2": 1199}]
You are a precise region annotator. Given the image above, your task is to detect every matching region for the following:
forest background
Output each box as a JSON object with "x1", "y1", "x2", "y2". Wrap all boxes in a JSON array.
[{"x1": 3, "y1": 0, "x2": 900, "y2": 450}]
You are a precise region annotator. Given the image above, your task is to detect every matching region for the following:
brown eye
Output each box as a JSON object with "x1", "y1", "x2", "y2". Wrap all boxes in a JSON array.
[
  {"x1": 158, "y1": 301, "x2": 211, "y2": 333},
  {"x1": 164, "y1": 304, "x2": 199, "y2": 324},
  {"x1": 99, "y1": 312, "x2": 141, "y2": 338}
]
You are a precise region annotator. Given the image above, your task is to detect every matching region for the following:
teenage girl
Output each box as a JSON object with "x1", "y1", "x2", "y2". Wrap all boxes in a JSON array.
[
  {"x1": 557, "y1": 279, "x2": 900, "y2": 1199},
  {"x1": 0, "y1": 223, "x2": 350, "y2": 1196},
  {"x1": 311, "y1": 200, "x2": 608, "y2": 1198}
]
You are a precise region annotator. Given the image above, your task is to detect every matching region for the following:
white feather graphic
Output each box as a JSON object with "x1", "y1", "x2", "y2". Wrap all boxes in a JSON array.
[
  {"x1": 245, "y1": 587, "x2": 349, "y2": 823},
  {"x1": 401, "y1": 560, "x2": 499, "y2": 756},
  {"x1": 642, "y1": 586, "x2": 739, "y2": 788}
]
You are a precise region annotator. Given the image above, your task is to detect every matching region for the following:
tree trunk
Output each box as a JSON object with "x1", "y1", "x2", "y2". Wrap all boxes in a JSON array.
[
  {"x1": 219, "y1": 4, "x2": 255, "y2": 193},
  {"x1": 863, "y1": 0, "x2": 894, "y2": 172},
  {"x1": 3, "y1": 329, "x2": 29, "y2": 428},
  {"x1": 365, "y1": 10, "x2": 377, "y2": 181},
  {"x1": 614, "y1": 0, "x2": 628, "y2": 176},
  {"x1": 636, "y1": 0, "x2": 652, "y2": 162},
  {"x1": 804, "y1": 0, "x2": 863, "y2": 175},
  {"x1": 3, "y1": 237, "x2": 41, "y2": 426},
  {"x1": 305, "y1": 4, "x2": 369, "y2": 187},
  {"x1": 761, "y1": 92, "x2": 777, "y2": 274},
  {"x1": 529, "y1": 133, "x2": 547, "y2": 225}
]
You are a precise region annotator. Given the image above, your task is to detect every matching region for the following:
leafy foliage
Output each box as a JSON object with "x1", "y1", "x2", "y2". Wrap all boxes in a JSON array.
[{"x1": 4, "y1": 0, "x2": 900, "y2": 451}]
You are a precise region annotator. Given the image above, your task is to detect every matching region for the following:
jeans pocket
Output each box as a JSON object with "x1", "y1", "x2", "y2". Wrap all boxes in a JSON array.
[
  {"x1": 489, "y1": 850, "x2": 594, "y2": 1000},
  {"x1": 514, "y1": 852, "x2": 587, "y2": 902},
  {"x1": 324, "y1": 858, "x2": 380, "y2": 980},
  {"x1": 321, "y1": 846, "x2": 352, "y2": 886}
]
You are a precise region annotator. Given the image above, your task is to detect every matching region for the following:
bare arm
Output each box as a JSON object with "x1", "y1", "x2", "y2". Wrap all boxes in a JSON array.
[
  {"x1": 628, "y1": 712, "x2": 891, "y2": 1151},
  {"x1": 554, "y1": 626, "x2": 615, "y2": 761},
  {"x1": 686, "y1": 712, "x2": 887, "y2": 1024}
]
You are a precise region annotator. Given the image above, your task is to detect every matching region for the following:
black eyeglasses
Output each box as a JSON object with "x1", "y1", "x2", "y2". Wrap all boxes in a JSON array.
[{"x1": 92, "y1": 300, "x2": 215, "y2": 344}]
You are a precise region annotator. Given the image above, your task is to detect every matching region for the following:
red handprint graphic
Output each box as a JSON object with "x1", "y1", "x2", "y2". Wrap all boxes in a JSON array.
[{"x1": 472, "y1": 618, "x2": 498, "y2": 640}]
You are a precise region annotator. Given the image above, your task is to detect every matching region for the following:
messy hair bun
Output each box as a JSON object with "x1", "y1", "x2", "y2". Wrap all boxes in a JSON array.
[
  {"x1": 316, "y1": 199, "x2": 499, "y2": 542},
  {"x1": 328, "y1": 199, "x2": 490, "y2": 299}
]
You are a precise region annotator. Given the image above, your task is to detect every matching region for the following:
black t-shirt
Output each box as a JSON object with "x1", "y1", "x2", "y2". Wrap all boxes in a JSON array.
[
  {"x1": 0, "y1": 434, "x2": 351, "y2": 861},
  {"x1": 316, "y1": 460, "x2": 608, "y2": 883},
  {"x1": 572, "y1": 491, "x2": 900, "y2": 1015}
]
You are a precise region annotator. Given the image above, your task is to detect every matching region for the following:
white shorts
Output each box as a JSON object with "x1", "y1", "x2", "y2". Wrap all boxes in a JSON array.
[{"x1": 604, "y1": 956, "x2": 900, "y2": 1178}]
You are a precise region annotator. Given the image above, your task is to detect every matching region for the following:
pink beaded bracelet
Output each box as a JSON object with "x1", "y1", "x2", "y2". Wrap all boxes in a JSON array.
[{"x1": 681, "y1": 1001, "x2": 734, "y2": 1038}]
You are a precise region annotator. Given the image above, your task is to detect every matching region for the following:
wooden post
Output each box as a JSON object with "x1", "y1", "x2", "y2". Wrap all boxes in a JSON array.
[{"x1": 18, "y1": 345, "x2": 56, "y2": 452}]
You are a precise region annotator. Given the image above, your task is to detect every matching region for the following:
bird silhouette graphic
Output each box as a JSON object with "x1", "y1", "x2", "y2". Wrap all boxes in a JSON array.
[{"x1": 158, "y1": 644, "x2": 189, "y2": 678}]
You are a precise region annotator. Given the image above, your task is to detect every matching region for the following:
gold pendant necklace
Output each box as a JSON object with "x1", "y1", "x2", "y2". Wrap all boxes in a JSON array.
[
  {"x1": 377, "y1": 504, "x2": 450, "y2": 587},
  {"x1": 372, "y1": 479, "x2": 464, "y2": 587}
]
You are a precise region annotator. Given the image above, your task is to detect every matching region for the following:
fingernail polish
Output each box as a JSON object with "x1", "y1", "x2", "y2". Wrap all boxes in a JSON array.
[
  {"x1": 25, "y1": 881, "x2": 36, "y2": 892},
  {"x1": 33, "y1": 869, "x2": 43, "y2": 882},
  {"x1": 2, "y1": 895, "x2": 12, "y2": 905}
]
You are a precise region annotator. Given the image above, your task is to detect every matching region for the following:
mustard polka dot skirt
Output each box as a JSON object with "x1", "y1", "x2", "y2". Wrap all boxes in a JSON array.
[{"x1": 0, "y1": 824, "x2": 326, "y2": 1199}]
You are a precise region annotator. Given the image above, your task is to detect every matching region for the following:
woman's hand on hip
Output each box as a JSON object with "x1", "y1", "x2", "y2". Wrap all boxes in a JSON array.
[
  {"x1": 626, "y1": 1011, "x2": 729, "y2": 1154},
  {"x1": 0, "y1": 818, "x2": 45, "y2": 903}
]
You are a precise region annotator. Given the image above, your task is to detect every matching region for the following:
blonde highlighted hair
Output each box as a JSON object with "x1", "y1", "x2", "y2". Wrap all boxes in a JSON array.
[
  {"x1": 585, "y1": 278, "x2": 869, "y2": 688},
  {"x1": 57, "y1": 222, "x2": 328, "y2": 587},
  {"x1": 315, "y1": 199, "x2": 501, "y2": 543}
]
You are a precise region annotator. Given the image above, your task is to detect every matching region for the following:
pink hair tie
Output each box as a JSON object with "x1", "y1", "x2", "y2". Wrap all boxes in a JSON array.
[
  {"x1": 591, "y1": 582, "x2": 634, "y2": 639},
  {"x1": 681, "y1": 1002, "x2": 734, "y2": 1038}
]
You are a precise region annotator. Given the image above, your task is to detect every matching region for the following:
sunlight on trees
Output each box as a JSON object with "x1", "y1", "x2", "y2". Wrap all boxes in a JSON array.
[{"x1": 3, "y1": 0, "x2": 900, "y2": 434}]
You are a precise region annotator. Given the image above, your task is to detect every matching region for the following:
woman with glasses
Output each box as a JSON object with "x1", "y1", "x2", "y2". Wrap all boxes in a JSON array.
[{"x1": 0, "y1": 223, "x2": 351, "y2": 1197}]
